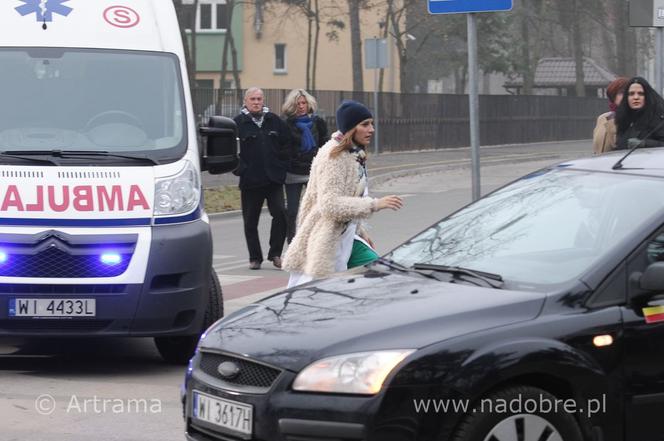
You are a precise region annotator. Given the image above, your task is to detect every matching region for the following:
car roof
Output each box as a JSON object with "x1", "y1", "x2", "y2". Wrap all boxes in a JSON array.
[{"x1": 553, "y1": 147, "x2": 664, "y2": 178}]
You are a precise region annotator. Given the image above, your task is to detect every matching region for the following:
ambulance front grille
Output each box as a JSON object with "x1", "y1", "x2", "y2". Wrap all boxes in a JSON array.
[
  {"x1": 0, "y1": 231, "x2": 136, "y2": 278},
  {"x1": 0, "y1": 247, "x2": 132, "y2": 278}
]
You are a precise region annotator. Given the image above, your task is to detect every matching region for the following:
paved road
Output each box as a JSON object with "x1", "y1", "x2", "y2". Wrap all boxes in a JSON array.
[{"x1": 0, "y1": 139, "x2": 593, "y2": 441}]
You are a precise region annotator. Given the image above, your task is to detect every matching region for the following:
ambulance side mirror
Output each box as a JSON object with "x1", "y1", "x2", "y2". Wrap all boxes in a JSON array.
[{"x1": 199, "y1": 116, "x2": 239, "y2": 175}]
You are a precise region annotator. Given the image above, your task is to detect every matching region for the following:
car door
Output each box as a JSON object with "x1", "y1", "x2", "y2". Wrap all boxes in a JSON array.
[{"x1": 622, "y1": 229, "x2": 664, "y2": 441}]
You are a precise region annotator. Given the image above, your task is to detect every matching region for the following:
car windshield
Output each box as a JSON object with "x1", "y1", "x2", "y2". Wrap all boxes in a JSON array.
[
  {"x1": 387, "y1": 167, "x2": 664, "y2": 288},
  {"x1": 0, "y1": 48, "x2": 185, "y2": 161}
]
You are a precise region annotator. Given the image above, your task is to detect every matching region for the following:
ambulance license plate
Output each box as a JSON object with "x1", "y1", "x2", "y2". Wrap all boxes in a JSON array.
[{"x1": 9, "y1": 298, "x2": 96, "y2": 317}]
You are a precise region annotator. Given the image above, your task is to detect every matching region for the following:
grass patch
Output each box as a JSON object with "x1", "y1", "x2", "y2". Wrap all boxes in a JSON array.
[{"x1": 204, "y1": 186, "x2": 241, "y2": 213}]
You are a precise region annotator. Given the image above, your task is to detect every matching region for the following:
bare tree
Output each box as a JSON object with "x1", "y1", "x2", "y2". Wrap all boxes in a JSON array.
[
  {"x1": 173, "y1": 0, "x2": 198, "y2": 88},
  {"x1": 348, "y1": 0, "x2": 364, "y2": 91},
  {"x1": 219, "y1": 0, "x2": 242, "y2": 105},
  {"x1": 379, "y1": 0, "x2": 423, "y2": 93}
]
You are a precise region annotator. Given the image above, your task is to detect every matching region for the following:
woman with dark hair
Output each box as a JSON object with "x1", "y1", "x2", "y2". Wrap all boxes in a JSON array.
[
  {"x1": 592, "y1": 76, "x2": 629, "y2": 154},
  {"x1": 616, "y1": 76, "x2": 664, "y2": 150}
]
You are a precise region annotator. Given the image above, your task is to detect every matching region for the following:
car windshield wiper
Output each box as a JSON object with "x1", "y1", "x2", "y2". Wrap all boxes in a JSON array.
[
  {"x1": 3, "y1": 150, "x2": 159, "y2": 165},
  {"x1": 0, "y1": 151, "x2": 59, "y2": 165},
  {"x1": 373, "y1": 257, "x2": 443, "y2": 281},
  {"x1": 412, "y1": 263, "x2": 504, "y2": 289}
]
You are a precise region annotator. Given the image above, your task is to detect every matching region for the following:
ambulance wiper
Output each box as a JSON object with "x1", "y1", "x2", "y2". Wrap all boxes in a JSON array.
[
  {"x1": 412, "y1": 263, "x2": 504, "y2": 289},
  {"x1": 4, "y1": 150, "x2": 159, "y2": 165},
  {"x1": 0, "y1": 152, "x2": 59, "y2": 165}
]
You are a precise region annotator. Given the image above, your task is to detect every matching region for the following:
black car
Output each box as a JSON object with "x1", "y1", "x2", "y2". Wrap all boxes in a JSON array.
[{"x1": 183, "y1": 149, "x2": 664, "y2": 441}]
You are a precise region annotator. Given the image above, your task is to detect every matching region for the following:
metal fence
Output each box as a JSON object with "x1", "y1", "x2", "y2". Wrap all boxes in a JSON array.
[{"x1": 192, "y1": 88, "x2": 606, "y2": 152}]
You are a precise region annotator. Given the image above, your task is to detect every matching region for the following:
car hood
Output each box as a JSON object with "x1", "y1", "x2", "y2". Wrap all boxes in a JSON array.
[{"x1": 200, "y1": 271, "x2": 546, "y2": 371}]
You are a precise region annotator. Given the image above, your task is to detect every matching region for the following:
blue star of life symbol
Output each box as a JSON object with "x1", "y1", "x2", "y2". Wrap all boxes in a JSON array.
[{"x1": 15, "y1": 0, "x2": 73, "y2": 23}]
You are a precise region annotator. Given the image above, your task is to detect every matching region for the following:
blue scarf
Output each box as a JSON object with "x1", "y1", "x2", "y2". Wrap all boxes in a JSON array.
[{"x1": 295, "y1": 115, "x2": 316, "y2": 153}]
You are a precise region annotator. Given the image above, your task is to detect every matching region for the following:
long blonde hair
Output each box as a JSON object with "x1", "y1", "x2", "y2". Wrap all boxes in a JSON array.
[{"x1": 282, "y1": 89, "x2": 318, "y2": 117}]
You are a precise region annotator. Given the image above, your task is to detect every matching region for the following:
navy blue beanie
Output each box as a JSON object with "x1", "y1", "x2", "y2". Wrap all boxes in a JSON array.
[{"x1": 335, "y1": 100, "x2": 373, "y2": 134}]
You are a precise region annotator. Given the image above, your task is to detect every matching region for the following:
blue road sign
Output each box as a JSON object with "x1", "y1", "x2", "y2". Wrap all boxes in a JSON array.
[{"x1": 428, "y1": 0, "x2": 512, "y2": 14}]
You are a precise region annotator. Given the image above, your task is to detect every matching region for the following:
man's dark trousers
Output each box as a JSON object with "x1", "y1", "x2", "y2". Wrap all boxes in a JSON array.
[{"x1": 241, "y1": 183, "x2": 287, "y2": 263}]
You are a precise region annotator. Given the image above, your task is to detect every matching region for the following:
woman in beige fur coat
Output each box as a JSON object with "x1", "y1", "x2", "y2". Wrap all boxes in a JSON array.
[{"x1": 282, "y1": 100, "x2": 402, "y2": 287}]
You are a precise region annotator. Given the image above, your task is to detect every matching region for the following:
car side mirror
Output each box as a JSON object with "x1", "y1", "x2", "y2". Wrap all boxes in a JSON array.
[
  {"x1": 640, "y1": 262, "x2": 664, "y2": 292},
  {"x1": 199, "y1": 116, "x2": 239, "y2": 175},
  {"x1": 629, "y1": 262, "x2": 664, "y2": 304}
]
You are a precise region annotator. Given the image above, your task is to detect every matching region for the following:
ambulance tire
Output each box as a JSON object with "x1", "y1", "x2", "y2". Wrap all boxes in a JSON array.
[{"x1": 155, "y1": 270, "x2": 224, "y2": 364}]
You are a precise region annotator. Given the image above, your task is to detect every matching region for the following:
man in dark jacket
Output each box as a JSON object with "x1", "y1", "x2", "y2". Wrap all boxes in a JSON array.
[{"x1": 234, "y1": 87, "x2": 290, "y2": 270}]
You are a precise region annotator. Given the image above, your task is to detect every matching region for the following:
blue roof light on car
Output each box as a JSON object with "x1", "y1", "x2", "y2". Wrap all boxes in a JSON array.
[
  {"x1": 100, "y1": 252, "x2": 122, "y2": 265},
  {"x1": 0, "y1": 251, "x2": 7, "y2": 264}
]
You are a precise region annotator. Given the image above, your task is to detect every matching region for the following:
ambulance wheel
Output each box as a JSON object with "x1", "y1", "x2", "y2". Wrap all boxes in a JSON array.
[{"x1": 155, "y1": 270, "x2": 224, "y2": 364}]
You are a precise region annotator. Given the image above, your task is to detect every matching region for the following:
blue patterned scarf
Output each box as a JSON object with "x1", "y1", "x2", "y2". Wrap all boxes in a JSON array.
[{"x1": 295, "y1": 115, "x2": 316, "y2": 153}]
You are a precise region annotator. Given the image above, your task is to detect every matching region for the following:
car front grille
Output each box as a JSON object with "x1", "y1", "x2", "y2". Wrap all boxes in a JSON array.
[{"x1": 199, "y1": 351, "x2": 282, "y2": 392}]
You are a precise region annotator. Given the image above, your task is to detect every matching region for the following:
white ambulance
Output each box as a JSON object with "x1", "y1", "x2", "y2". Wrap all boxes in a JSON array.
[{"x1": 0, "y1": 0, "x2": 238, "y2": 363}]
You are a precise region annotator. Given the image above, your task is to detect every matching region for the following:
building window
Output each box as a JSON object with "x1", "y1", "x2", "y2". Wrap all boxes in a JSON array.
[
  {"x1": 195, "y1": 79, "x2": 214, "y2": 89},
  {"x1": 274, "y1": 44, "x2": 287, "y2": 74},
  {"x1": 196, "y1": 0, "x2": 228, "y2": 32}
]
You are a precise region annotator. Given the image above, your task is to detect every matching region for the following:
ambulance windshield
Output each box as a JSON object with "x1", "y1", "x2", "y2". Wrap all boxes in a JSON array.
[{"x1": 0, "y1": 48, "x2": 186, "y2": 161}]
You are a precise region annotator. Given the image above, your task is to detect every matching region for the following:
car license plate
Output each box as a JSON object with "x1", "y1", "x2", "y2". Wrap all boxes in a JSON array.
[
  {"x1": 9, "y1": 298, "x2": 96, "y2": 317},
  {"x1": 192, "y1": 390, "x2": 253, "y2": 437}
]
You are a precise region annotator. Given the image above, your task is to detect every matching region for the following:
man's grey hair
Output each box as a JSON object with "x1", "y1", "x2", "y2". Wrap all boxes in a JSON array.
[{"x1": 244, "y1": 87, "x2": 264, "y2": 100}]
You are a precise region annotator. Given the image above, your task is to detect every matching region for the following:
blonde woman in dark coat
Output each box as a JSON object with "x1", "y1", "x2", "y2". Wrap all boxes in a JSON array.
[{"x1": 281, "y1": 89, "x2": 328, "y2": 243}]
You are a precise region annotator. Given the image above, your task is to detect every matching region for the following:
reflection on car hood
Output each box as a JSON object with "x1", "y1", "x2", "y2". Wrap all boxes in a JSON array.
[{"x1": 200, "y1": 271, "x2": 545, "y2": 371}]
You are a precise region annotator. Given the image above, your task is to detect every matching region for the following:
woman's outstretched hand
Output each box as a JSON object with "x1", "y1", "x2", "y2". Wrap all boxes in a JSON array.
[{"x1": 375, "y1": 195, "x2": 403, "y2": 211}]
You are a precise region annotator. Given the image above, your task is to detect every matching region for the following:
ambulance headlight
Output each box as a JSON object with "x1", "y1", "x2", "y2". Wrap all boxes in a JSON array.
[{"x1": 154, "y1": 161, "x2": 201, "y2": 216}]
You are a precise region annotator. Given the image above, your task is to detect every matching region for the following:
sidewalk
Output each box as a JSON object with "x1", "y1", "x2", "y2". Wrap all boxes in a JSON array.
[{"x1": 202, "y1": 139, "x2": 591, "y2": 190}]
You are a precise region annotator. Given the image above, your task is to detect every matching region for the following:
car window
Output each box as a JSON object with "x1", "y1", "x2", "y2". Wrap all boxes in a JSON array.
[
  {"x1": 647, "y1": 233, "x2": 664, "y2": 264},
  {"x1": 388, "y1": 168, "x2": 664, "y2": 288}
]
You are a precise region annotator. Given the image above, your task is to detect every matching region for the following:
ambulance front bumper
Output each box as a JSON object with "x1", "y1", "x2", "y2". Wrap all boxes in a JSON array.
[{"x1": 0, "y1": 219, "x2": 212, "y2": 337}]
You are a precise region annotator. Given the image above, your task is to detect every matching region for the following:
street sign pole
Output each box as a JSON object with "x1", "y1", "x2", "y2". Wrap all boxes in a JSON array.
[
  {"x1": 374, "y1": 42, "x2": 380, "y2": 155},
  {"x1": 467, "y1": 13, "x2": 481, "y2": 201},
  {"x1": 365, "y1": 38, "x2": 388, "y2": 155},
  {"x1": 428, "y1": 0, "x2": 512, "y2": 201},
  {"x1": 629, "y1": 0, "x2": 664, "y2": 95}
]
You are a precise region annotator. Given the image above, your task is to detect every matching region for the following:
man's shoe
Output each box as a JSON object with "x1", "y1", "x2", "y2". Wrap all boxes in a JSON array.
[
  {"x1": 271, "y1": 256, "x2": 282, "y2": 269},
  {"x1": 249, "y1": 261, "x2": 261, "y2": 270}
]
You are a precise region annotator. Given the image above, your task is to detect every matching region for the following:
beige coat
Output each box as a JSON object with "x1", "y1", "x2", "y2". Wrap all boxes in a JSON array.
[
  {"x1": 282, "y1": 138, "x2": 375, "y2": 278},
  {"x1": 592, "y1": 112, "x2": 617, "y2": 154}
]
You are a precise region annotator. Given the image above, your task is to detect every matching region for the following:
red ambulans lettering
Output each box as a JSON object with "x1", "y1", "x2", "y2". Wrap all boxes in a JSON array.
[
  {"x1": 127, "y1": 185, "x2": 150, "y2": 211},
  {"x1": 0, "y1": 185, "x2": 150, "y2": 212},
  {"x1": 1, "y1": 185, "x2": 23, "y2": 211},
  {"x1": 49, "y1": 186, "x2": 70, "y2": 212},
  {"x1": 25, "y1": 186, "x2": 44, "y2": 211},
  {"x1": 97, "y1": 186, "x2": 123, "y2": 211}
]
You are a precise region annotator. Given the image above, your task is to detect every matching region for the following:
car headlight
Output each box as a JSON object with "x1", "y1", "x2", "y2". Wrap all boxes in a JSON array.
[
  {"x1": 292, "y1": 350, "x2": 414, "y2": 395},
  {"x1": 154, "y1": 161, "x2": 200, "y2": 216}
]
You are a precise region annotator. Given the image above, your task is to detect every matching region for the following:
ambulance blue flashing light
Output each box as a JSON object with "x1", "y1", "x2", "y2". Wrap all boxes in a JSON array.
[
  {"x1": 0, "y1": 252, "x2": 7, "y2": 264},
  {"x1": 100, "y1": 253, "x2": 122, "y2": 265}
]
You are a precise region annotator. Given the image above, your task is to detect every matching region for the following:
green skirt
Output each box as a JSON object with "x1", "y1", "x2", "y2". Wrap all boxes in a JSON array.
[{"x1": 347, "y1": 239, "x2": 379, "y2": 269}]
